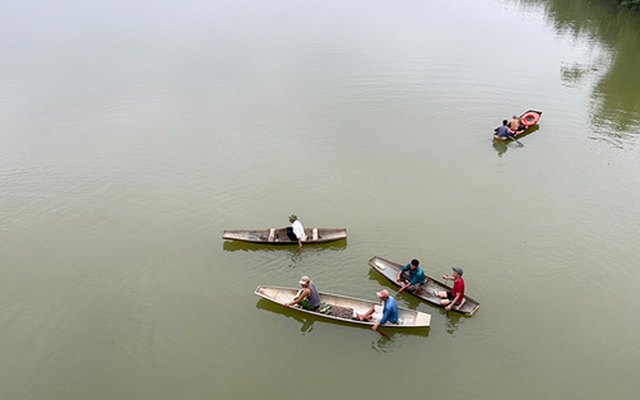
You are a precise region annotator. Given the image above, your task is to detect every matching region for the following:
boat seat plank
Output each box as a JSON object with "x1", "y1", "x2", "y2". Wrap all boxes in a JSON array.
[
  {"x1": 312, "y1": 228, "x2": 318, "y2": 241},
  {"x1": 268, "y1": 228, "x2": 276, "y2": 242}
]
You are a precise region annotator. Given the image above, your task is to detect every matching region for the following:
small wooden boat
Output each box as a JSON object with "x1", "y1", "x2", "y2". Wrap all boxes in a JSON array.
[
  {"x1": 255, "y1": 285, "x2": 431, "y2": 328},
  {"x1": 493, "y1": 109, "x2": 543, "y2": 141},
  {"x1": 368, "y1": 256, "x2": 480, "y2": 316},
  {"x1": 222, "y1": 227, "x2": 347, "y2": 245}
]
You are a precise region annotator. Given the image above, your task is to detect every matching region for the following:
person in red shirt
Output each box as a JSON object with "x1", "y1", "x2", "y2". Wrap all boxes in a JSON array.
[{"x1": 435, "y1": 267, "x2": 465, "y2": 311}]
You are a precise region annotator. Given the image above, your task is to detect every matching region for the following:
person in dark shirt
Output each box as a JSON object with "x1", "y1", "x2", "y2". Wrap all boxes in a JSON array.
[
  {"x1": 284, "y1": 276, "x2": 320, "y2": 310},
  {"x1": 396, "y1": 259, "x2": 427, "y2": 294},
  {"x1": 494, "y1": 119, "x2": 514, "y2": 141}
]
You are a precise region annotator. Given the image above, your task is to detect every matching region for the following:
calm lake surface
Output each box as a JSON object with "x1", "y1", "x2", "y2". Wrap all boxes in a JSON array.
[{"x1": 1, "y1": 1, "x2": 639, "y2": 399}]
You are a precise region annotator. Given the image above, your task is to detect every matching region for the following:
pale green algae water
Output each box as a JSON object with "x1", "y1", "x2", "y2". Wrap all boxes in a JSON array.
[{"x1": 1, "y1": 1, "x2": 639, "y2": 399}]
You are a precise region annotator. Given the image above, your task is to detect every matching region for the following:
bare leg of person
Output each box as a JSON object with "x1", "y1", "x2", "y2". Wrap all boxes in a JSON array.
[{"x1": 357, "y1": 306, "x2": 375, "y2": 321}]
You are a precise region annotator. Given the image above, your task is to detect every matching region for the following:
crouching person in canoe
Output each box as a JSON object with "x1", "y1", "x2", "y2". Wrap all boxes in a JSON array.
[
  {"x1": 435, "y1": 267, "x2": 465, "y2": 311},
  {"x1": 286, "y1": 214, "x2": 306, "y2": 249},
  {"x1": 397, "y1": 258, "x2": 427, "y2": 294},
  {"x1": 284, "y1": 276, "x2": 320, "y2": 311},
  {"x1": 357, "y1": 289, "x2": 398, "y2": 331},
  {"x1": 494, "y1": 120, "x2": 514, "y2": 141}
]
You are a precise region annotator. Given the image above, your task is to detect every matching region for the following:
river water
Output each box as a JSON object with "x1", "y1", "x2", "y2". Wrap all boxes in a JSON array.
[{"x1": 1, "y1": 1, "x2": 639, "y2": 399}]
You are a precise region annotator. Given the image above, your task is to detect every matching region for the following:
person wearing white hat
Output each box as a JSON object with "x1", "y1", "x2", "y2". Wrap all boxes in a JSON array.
[
  {"x1": 284, "y1": 276, "x2": 320, "y2": 310},
  {"x1": 356, "y1": 289, "x2": 398, "y2": 331}
]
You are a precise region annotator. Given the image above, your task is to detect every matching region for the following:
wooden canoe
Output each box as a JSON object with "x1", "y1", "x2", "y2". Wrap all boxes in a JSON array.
[
  {"x1": 368, "y1": 256, "x2": 480, "y2": 316},
  {"x1": 222, "y1": 227, "x2": 347, "y2": 245},
  {"x1": 255, "y1": 285, "x2": 431, "y2": 328},
  {"x1": 493, "y1": 109, "x2": 543, "y2": 140}
]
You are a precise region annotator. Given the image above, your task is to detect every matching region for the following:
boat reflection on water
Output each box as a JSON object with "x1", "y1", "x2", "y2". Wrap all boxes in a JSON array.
[
  {"x1": 254, "y1": 299, "x2": 430, "y2": 339},
  {"x1": 223, "y1": 239, "x2": 347, "y2": 253},
  {"x1": 255, "y1": 299, "x2": 316, "y2": 334},
  {"x1": 492, "y1": 124, "x2": 541, "y2": 157},
  {"x1": 492, "y1": 140, "x2": 509, "y2": 157},
  {"x1": 442, "y1": 309, "x2": 466, "y2": 336}
]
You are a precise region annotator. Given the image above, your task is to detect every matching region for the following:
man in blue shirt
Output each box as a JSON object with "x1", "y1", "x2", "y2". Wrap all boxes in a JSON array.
[
  {"x1": 493, "y1": 119, "x2": 514, "y2": 141},
  {"x1": 356, "y1": 289, "x2": 398, "y2": 331},
  {"x1": 397, "y1": 259, "x2": 427, "y2": 294}
]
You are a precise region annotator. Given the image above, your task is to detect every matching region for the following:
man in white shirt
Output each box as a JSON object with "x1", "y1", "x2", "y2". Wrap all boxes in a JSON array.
[{"x1": 286, "y1": 214, "x2": 306, "y2": 249}]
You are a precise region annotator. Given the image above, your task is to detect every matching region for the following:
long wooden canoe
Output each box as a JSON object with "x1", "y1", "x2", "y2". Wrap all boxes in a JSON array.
[
  {"x1": 223, "y1": 227, "x2": 347, "y2": 245},
  {"x1": 368, "y1": 256, "x2": 480, "y2": 316},
  {"x1": 255, "y1": 285, "x2": 431, "y2": 328}
]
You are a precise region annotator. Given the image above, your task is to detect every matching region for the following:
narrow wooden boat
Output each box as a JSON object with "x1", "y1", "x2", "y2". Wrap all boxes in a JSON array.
[
  {"x1": 222, "y1": 227, "x2": 346, "y2": 244},
  {"x1": 493, "y1": 109, "x2": 543, "y2": 140},
  {"x1": 368, "y1": 256, "x2": 480, "y2": 316},
  {"x1": 255, "y1": 285, "x2": 431, "y2": 328}
]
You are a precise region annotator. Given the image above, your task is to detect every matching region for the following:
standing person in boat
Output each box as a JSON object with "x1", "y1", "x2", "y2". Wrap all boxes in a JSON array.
[
  {"x1": 508, "y1": 114, "x2": 526, "y2": 135},
  {"x1": 356, "y1": 289, "x2": 398, "y2": 331},
  {"x1": 396, "y1": 259, "x2": 427, "y2": 294},
  {"x1": 435, "y1": 267, "x2": 465, "y2": 311},
  {"x1": 284, "y1": 276, "x2": 320, "y2": 310},
  {"x1": 286, "y1": 214, "x2": 306, "y2": 249},
  {"x1": 493, "y1": 119, "x2": 514, "y2": 141}
]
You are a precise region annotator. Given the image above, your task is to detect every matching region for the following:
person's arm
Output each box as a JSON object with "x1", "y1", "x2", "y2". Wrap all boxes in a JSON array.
[
  {"x1": 397, "y1": 265, "x2": 408, "y2": 283},
  {"x1": 397, "y1": 266, "x2": 411, "y2": 292},
  {"x1": 284, "y1": 288, "x2": 309, "y2": 307},
  {"x1": 442, "y1": 275, "x2": 453, "y2": 281},
  {"x1": 292, "y1": 222, "x2": 304, "y2": 249},
  {"x1": 374, "y1": 304, "x2": 392, "y2": 330}
]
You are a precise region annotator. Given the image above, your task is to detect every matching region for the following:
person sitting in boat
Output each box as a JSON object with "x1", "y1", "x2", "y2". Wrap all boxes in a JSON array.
[
  {"x1": 494, "y1": 120, "x2": 514, "y2": 141},
  {"x1": 396, "y1": 259, "x2": 427, "y2": 294},
  {"x1": 356, "y1": 289, "x2": 398, "y2": 331},
  {"x1": 435, "y1": 267, "x2": 465, "y2": 311},
  {"x1": 493, "y1": 119, "x2": 513, "y2": 141},
  {"x1": 284, "y1": 276, "x2": 320, "y2": 310},
  {"x1": 286, "y1": 214, "x2": 306, "y2": 249},
  {"x1": 508, "y1": 115, "x2": 526, "y2": 135}
]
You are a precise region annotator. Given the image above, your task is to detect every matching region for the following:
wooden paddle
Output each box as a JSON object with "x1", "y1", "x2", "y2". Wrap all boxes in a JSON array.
[{"x1": 510, "y1": 134, "x2": 524, "y2": 147}]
